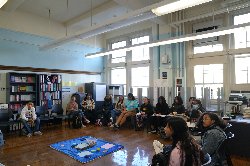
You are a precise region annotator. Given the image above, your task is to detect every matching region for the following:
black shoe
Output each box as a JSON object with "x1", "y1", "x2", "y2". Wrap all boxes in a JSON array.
[{"x1": 114, "y1": 124, "x2": 120, "y2": 129}]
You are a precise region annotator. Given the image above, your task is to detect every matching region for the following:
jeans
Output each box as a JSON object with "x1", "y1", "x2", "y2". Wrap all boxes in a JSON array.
[
  {"x1": 111, "y1": 109, "x2": 121, "y2": 124},
  {"x1": 20, "y1": 118, "x2": 40, "y2": 134}
]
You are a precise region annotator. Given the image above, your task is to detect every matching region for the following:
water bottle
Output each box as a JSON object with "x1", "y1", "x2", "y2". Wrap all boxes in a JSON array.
[{"x1": 0, "y1": 130, "x2": 4, "y2": 146}]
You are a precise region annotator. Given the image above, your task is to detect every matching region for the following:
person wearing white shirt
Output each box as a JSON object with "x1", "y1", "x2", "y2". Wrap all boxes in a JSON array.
[{"x1": 20, "y1": 102, "x2": 42, "y2": 137}]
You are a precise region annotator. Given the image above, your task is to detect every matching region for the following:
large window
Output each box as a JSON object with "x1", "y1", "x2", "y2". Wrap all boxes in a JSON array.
[
  {"x1": 111, "y1": 41, "x2": 126, "y2": 63},
  {"x1": 194, "y1": 64, "x2": 223, "y2": 99},
  {"x1": 111, "y1": 68, "x2": 126, "y2": 85},
  {"x1": 235, "y1": 54, "x2": 250, "y2": 84},
  {"x1": 131, "y1": 66, "x2": 149, "y2": 96},
  {"x1": 193, "y1": 44, "x2": 223, "y2": 54},
  {"x1": 132, "y1": 36, "x2": 150, "y2": 61},
  {"x1": 234, "y1": 13, "x2": 250, "y2": 49}
]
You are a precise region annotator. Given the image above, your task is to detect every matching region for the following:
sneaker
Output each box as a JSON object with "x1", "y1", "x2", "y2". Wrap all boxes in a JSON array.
[
  {"x1": 109, "y1": 124, "x2": 114, "y2": 128},
  {"x1": 114, "y1": 124, "x2": 120, "y2": 129},
  {"x1": 85, "y1": 118, "x2": 90, "y2": 124},
  {"x1": 82, "y1": 124, "x2": 86, "y2": 128},
  {"x1": 149, "y1": 130, "x2": 157, "y2": 133},
  {"x1": 27, "y1": 133, "x2": 32, "y2": 137},
  {"x1": 34, "y1": 131, "x2": 43, "y2": 136}
]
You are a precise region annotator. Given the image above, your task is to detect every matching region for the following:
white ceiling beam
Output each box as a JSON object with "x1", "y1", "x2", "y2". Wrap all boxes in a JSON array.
[
  {"x1": 64, "y1": 1, "x2": 118, "y2": 27},
  {"x1": 2, "y1": 0, "x2": 26, "y2": 13}
]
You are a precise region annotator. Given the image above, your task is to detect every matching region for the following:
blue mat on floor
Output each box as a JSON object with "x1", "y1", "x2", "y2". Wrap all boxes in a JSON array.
[{"x1": 50, "y1": 136, "x2": 124, "y2": 164}]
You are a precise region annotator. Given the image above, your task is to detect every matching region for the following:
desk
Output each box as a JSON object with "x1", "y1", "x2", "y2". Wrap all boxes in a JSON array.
[{"x1": 226, "y1": 116, "x2": 250, "y2": 157}]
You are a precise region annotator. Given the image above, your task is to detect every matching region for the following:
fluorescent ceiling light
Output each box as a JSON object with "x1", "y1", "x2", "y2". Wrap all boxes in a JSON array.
[
  {"x1": 0, "y1": 0, "x2": 8, "y2": 8},
  {"x1": 85, "y1": 22, "x2": 250, "y2": 58},
  {"x1": 152, "y1": 0, "x2": 213, "y2": 16}
]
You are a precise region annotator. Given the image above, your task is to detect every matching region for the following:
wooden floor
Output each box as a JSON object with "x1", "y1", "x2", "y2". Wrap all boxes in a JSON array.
[{"x1": 1, "y1": 123, "x2": 250, "y2": 166}]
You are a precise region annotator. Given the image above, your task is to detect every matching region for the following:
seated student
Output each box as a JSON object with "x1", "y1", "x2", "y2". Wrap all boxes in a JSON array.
[
  {"x1": 66, "y1": 96, "x2": 89, "y2": 127},
  {"x1": 20, "y1": 102, "x2": 42, "y2": 137},
  {"x1": 114, "y1": 93, "x2": 138, "y2": 129},
  {"x1": 170, "y1": 96, "x2": 185, "y2": 114},
  {"x1": 149, "y1": 96, "x2": 169, "y2": 133},
  {"x1": 110, "y1": 95, "x2": 124, "y2": 126},
  {"x1": 189, "y1": 99, "x2": 205, "y2": 121},
  {"x1": 152, "y1": 117, "x2": 204, "y2": 166},
  {"x1": 97, "y1": 95, "x2": 113, "y2": 126},
  {"x1": 82, "y1": 93, "x2": 96, "y2": 124},
  {"x1": 199, "y1": 112, "x2": 227, "y2": 165},
  {"x1": 136, "y1": 97, "x2": 153, "y2": 129}
]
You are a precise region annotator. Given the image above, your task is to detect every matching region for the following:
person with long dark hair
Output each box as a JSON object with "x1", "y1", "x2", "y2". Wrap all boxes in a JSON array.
[
  {"x1": 171, "y1": 96, "x2": 185, "y2": 114},
  {"x1": 114, "y1": 93, "x2": 138, "y2": 129},
  {"x1": 164, "y1": 117, "x2": 203, "y2": 165},
  {"x1": 199, "y1": 112, "x2": 227, "y2": 165},
  {"x1": 82, "y1": 93, "x2": 96, "y2": 124},
  {"x1": 110, "y1": 95, "x2": 125, "y2": 126},
  {"x1": 149, "y1": 96, "x2": 169, "y2": 133}
]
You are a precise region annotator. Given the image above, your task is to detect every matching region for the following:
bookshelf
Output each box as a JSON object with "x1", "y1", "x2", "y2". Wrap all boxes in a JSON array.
[
  {"x1": 6, "y1": 72, "x2": 37, "y2": 111},
  {"x1": 38, "y1": 74, "x2": 62, "y2": 109}
]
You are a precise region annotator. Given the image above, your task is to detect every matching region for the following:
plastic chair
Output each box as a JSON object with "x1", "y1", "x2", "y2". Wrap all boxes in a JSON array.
[{"x1": 202, "y1": 153, "x2": 211, "y2": 166}]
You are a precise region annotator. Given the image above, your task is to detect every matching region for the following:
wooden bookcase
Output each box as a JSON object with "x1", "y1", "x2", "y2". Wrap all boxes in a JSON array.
[
  {"x1": 38, "y1": 74, "x2": 62, "y2": 109},
  {"x1": 6, "y1": 72, "x2": 37, "y2": 112}
]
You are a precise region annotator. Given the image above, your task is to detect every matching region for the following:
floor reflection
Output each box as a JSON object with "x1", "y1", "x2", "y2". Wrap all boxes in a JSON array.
[
  {"x1": 112, "y1": 150, "x2": 128, "y2": 166},
  {"x1": 131, "y1": 148, "x2": 150, "y2": 166},
  {"x1": 112, "y1": 147, "x2": 150, "y2": 166}
]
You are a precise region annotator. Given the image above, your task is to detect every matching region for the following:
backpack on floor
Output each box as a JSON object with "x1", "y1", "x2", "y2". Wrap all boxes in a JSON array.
[{"x1": 72, "y1": 113, "x2": 82, "y2": 129}]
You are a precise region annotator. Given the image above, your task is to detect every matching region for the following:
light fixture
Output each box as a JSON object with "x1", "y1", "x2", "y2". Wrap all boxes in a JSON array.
[
  {"x1": 85, "y1": 22, "x2": 250, "y2": 58},
  {"x1": 152, "y1": 0, "x2": 213, "y2": 16},
  {"x1": 0, "y1": 0, "x2": 8, "y2": 8}
]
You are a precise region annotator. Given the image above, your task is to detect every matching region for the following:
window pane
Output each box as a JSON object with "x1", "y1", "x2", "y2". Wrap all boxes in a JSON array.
[
  {"x1": 132, "y1": 36, "x2": 150, "y2": 61},
  {"x1": 234, "y1": 13, "x2": 250, "y2": 49},
  {"x1": 111, "y1": 68, "x2": 126, "y2": 85},
  {"x1": 194, "y1": 65, "x2": 203, "y2": 83},
  {"x1": 193, "y1": 44, "x2": 223, "y2": 54},
  {"x1": 131, "y1": 66, "x2": 149, "y2": 86},
  {"x1": 132, "y1": 87, "x2": 148, "y2": 97},
  {"x1": 111, "y1": 41, "x2": 126, "y2": 63},
  {"x1": 194, "y1": 64, "x2": 223, "y2": 99},
  {"x1": 235, "y1": 54, "x2": 250, "y2": 84}
]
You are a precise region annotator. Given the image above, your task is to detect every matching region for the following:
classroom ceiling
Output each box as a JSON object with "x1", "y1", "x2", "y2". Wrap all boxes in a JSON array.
[{"x1": 3, "y1": 0, "x2": 162, "y2": 30}]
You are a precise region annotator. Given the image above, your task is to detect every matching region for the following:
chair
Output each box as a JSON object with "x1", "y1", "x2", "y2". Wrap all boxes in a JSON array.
[
  {"x1": 202, "y1": 153, "x2": 211, "y2": 166},
  {"x1": 35, "y1": 105, "x2": 51, "y2": 127},
  {"x1": 51, "y1": 104, "x2": 68, "y2": 126},
  {"x1": 0, "y1": 109, "x2": 13, "y2": 133}
]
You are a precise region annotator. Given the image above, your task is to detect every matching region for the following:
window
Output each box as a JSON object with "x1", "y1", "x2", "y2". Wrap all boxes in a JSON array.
[
  {"x1": 193, "y1": 44, "x2": 223, "y2": 54},
  {"x1": 235, "y1": 54, "x2": 250, "y2": 84},
  {"x1": 111, "y1": 68, "x2": 126, "y2": 85},
  {"x1": 234, "y1": 13, "x2": 250, "y2": 49},
  {"x1": 131, "y1": 66, "x2": 149, "y2": 96},
  {"x1": 132, "y1": 36, "x2": 150, "y2": 61},
  {"x1": 111, "y1": 41, "x2": 126, "y2": 63},
  {"x1": 194, "y1": 64, "x2": 223, "y2": 99}
]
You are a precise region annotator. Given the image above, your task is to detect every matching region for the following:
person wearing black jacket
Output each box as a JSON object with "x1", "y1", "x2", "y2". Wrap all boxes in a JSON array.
[
  {"x1": 171, "y1": 96, "x2": 185, "y2": 114},
  {"x1": 149, "y1": 96, "x2": 170, "y2": 133},
  {"x1": 136, "y1": 97, "x2": 153, "y2": 129}
]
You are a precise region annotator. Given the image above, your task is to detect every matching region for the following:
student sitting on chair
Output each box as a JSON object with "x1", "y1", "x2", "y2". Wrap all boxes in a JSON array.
[
  {"x1": 20, "y1": 102, "x2": 42, "y2": 137},
  {"x1": 82, "y1": 93, "x2": 96, "y2": 124},
  {"x1": 136, "y1": 97, "x2": 153, "y2": 130},
  {"x1": 114, "y1": 93, "x2": 138, "y2": 129},
  {"x1": 199, "y1": 112, "x2": 227, "y2": 166},
  {"x1": 110, "y1": 95, "x2": 125, "y2": 127},
  {"x1": 66, "y1": 96, "x2": 89, "y2": 127}
]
